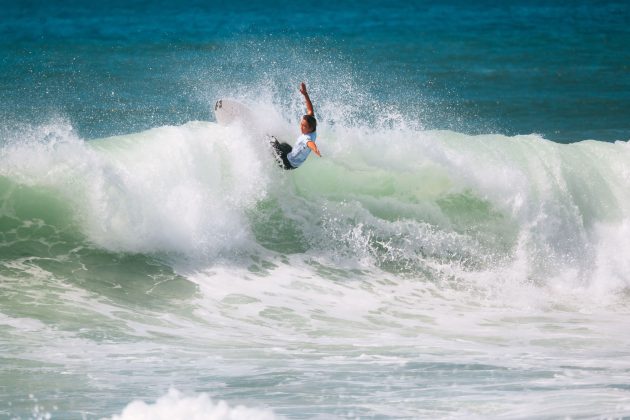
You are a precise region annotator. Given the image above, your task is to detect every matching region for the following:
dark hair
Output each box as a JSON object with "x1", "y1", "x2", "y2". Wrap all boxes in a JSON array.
[{"x1": 303, "y1": 114, "x2": 317, "y2": 132}]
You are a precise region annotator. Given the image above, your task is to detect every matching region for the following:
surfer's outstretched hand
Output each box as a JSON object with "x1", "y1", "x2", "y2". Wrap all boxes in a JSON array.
[{"x1": 300, "y1": 82, "x2": 308, "y2": 96}]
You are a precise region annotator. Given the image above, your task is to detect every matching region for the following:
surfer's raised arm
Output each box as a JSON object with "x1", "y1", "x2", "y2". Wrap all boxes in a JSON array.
[{"x1": 300, "y1": 82, "x2": 314, "y2": 116}]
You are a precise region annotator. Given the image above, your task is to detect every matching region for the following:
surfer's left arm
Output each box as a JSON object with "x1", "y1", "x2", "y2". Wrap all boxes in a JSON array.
[{"x1": 307, "y1": 141, "x2": 321, "y2": 157}]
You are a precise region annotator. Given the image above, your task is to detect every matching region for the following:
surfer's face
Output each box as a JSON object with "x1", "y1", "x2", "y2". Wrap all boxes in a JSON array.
[{"x1": 300, "y1": 117, "x2": 313, "y2": 134}]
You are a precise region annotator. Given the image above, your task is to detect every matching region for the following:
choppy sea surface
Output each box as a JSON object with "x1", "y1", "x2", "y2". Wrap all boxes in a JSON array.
[{"x1": 1, "y1": 1, "x2": 630, "y2": 418}]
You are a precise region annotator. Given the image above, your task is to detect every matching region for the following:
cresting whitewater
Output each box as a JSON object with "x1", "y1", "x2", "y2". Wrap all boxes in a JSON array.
[{"x1": 2, "y1": 0, "x2": 630, "y2": 419}]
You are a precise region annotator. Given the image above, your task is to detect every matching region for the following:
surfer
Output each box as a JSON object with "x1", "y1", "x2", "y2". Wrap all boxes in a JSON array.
[{"x1": 270, "y1": 82, "x2": 321, "y2": 170}]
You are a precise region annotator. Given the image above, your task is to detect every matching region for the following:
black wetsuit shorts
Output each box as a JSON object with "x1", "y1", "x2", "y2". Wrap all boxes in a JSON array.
[{"x1": 270, "y1": 138, "x2": 296, "y2": 170}]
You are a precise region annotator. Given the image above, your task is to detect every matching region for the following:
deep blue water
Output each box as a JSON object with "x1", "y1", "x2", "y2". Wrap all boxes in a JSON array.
[{"x1": 1, "y1": 0, "x2": 629, "y2": 141}]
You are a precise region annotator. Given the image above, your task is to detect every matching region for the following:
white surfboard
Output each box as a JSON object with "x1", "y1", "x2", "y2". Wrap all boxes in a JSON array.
[
  {"x1": 214, "y1": 99, "x2": 255, "y2": 126},
  {"x1": 214, "y1": 98, "x2": 291, "y2": 140}
]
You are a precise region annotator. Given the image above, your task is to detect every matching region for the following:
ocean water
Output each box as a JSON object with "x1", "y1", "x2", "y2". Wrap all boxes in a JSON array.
[{"x1": 1, "y1": 0, "x2": 630, "y2": 418}]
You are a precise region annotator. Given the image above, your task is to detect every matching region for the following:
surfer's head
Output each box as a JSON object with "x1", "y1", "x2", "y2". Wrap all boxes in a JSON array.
[{"x1": 301, "y1": 115, "x2": 317, "y2": 134}]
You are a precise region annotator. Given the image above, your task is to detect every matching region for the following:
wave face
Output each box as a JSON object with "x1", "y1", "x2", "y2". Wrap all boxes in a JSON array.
[
  {"x1": 2, "y1": 115, "x2": 630, "y2": 419},
  {"x1": 2, "y1": 117, "x2": 630, "y2": 293}
]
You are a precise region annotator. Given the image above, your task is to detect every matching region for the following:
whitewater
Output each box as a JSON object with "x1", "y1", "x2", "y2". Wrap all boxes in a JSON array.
[{"x1": 1, "y1": 102, "x2": 630, "y2": 418}]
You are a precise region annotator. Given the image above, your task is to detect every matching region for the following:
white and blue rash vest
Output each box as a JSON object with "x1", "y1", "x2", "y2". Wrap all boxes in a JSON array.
[{"x1": 287, "y1": 131, "x2": 317, "y2": 168}]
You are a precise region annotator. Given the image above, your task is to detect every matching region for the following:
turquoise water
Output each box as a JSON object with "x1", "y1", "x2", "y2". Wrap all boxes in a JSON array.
[
  {"x1": 2, "y1": 1, "x2": 630, "y2": 419},
  {"x1": 2, "y1": 0, "x2": 629, "y2": 141}
]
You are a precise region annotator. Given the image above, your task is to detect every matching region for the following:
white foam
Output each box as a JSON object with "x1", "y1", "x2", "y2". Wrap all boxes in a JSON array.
[
  {"x1": 108, "y1": 389, "x2": 277, "y2": 420},
  {"x1": 0, "y1": 120, "x2": 272, "y2": 258},
  {"x1": 82, "y1": 121, "x2": 270, "y2": 257}
]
